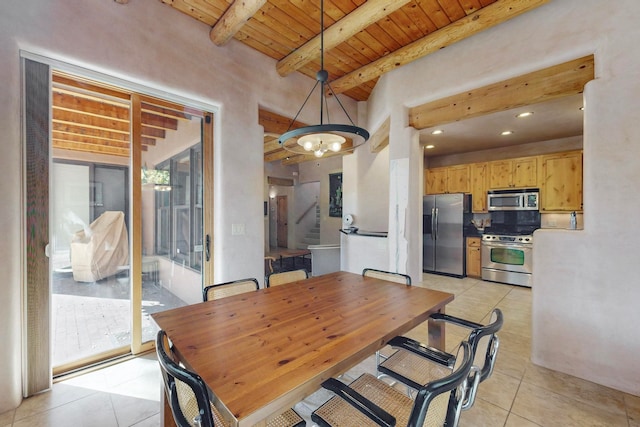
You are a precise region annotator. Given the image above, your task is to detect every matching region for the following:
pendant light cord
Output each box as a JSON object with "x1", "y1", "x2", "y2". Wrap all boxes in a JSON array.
[
  {"x1": 320, "y1": 0, "x2": 324, "y2": 72},
  {"x1": 319, "y1": 0, "x2": 325, "y2": 125}
]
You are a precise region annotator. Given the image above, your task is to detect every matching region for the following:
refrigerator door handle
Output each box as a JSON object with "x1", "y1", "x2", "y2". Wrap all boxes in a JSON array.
[{"x1": 433, "y1": 207, "x2": 438, "y2": 240}]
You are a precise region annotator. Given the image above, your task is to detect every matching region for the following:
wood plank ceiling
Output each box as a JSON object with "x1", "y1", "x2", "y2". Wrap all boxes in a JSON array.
[
  {"x1": 156, "y1": 0, "x2": 549, "y2": 163},
  {"x1": 57, "y1": 1, "x2": 550, "y2": 163},
  {"x1": 52, "y1": 73, "x2": 192, "y2": 157}
]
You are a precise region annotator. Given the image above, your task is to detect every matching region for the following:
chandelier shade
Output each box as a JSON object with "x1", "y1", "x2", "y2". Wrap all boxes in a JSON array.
[{"x1": 278, "y1": 0, "x2": 369, "y2": 158}]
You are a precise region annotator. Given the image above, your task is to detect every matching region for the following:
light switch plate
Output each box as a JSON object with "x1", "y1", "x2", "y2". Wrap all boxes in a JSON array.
[{"x1": 232, "y1": 223, "x2": 245, "y2": 235}]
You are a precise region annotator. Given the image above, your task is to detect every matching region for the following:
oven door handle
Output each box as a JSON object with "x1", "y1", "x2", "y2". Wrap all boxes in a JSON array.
[{"x1": 482, "y1": 242, "x2": 531, "y2": 249}]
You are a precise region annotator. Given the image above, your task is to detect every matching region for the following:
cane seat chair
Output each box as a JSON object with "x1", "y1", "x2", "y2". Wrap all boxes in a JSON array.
[
  {"x1": 378, "y1": 308, "x2": 503, "y2": 418},
  {"x1": 203, "y1": 278, "x2": 259, "y2": 301},
  {"x1": 362, "y1": 268, "x2": 412, "y2": 373},
  {"x1": 266, "y1": 269, "x2": 308, "y2": 287},
  {"x1": 156, "y1": 330, "x2": 305, "y2": 427},
  {"x1": 362, "y1": 268, "x2": 411, "y2": 285},
  {"x1": 311, "y1": 341, "x2": 473, "y2": 427}
]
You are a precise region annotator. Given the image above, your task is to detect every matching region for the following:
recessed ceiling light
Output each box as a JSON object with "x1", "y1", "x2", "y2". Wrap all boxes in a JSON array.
[
  {"x1": 516, "y1": 111, "x2": 533, "y2": 118},
  {"x1": 425, "y1": 144, "x2": 435, "y2": 149},
  {"x1": 431, "y1": 129, "x2": 444, "y2": 135},
  {"x1": 501, "y1": 130, "x2": 514, "y2": 136}
]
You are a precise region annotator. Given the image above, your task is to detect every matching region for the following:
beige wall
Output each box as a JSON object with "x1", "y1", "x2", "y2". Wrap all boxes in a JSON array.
[{"x1": 358, "y1": 0, "x2": 640, "y2": 395}]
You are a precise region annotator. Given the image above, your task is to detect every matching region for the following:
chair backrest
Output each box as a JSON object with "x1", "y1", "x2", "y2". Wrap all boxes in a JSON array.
[
  {"x1": 362, "y1": 268, "x2": 411, "y2": 285},
  {"x1": 267, "y1": 269, "x2": 308, "y2": 287},
  {"x1": 203, "y1": 278, "x2": 259, "y2": 301},
  {"x1": 156, "y1": 330, "x2": 215, "y2": 427},
  {"x1": 409, "y1": 341, "x2": 472, "y2": 427},
  {"x1": 469, "y1": 308, "x2": 503, "y2": 382},
  {"x1": 431, "y1": 308, "x2": 503, "y2": 412}
]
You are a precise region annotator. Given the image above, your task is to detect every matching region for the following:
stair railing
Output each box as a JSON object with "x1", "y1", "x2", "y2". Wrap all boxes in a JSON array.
[{"x1": 296, "y1": 201, "x2": 318, "y2": 225}]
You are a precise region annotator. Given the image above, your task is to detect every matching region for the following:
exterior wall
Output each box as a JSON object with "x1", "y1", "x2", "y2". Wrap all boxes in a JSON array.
[
  {"x1": 360, "y1": 0, "x2": 640, "y2": 395},
  {"x1": 0, "y1": 0, "x2": 358, "y2": 412}
]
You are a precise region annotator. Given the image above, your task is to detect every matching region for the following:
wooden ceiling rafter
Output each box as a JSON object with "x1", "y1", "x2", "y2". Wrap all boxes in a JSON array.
[
  {"x1": 329, "y1": 0, "x2": 552, "y2": 95},
  {"x1": 151, "y1": 1, "x2": 553, "y2": 162},
  {"x1": 51, "y1": 73, "x2": 186, "y2": 157},
  {"x1": 209, "y1": 0, "x2": 268, "y2": 45},
  {"x1": 276, "y1": 0, "x2": 412, "y2": 77}
]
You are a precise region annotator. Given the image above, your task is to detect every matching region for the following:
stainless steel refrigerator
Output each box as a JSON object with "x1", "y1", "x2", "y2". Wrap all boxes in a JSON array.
[{"x1": 423, "y1": 193, "x2": 470, "y2": 277}]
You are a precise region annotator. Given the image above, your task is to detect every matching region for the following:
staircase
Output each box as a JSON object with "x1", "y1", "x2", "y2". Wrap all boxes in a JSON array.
[{"x1": 300, "y1": 205, "x2": 320, "y2": 248}]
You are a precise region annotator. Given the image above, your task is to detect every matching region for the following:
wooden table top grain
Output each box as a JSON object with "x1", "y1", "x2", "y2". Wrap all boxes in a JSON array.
[{"x1": 152, "y1": 271, "x2": 454, "y2": 427}]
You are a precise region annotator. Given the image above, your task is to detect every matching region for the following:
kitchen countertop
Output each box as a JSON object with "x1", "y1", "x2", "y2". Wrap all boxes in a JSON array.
[
  {"x1": 340, "y1": 228, "x2": 388, "y2": 238},
  {"x1": 464, "y1": 225, "x2": 484, "y2": 237}
]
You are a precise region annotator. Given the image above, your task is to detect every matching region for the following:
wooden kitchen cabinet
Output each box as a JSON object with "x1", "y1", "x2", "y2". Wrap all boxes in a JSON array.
[
  {"x1": 466, "y1": 237, "x2": 482, "y2": 278},
  {"x1": 424, "y1": 165, "x2": 470, "y2": 194},
  {"x1": 425, "y1": 168, "x2": 447, "y2": 194},
  {"x1": 470, "y1": 162, "x2": 488, "y2": 212},
  {"x1": 489, "y1": 157, "x2": 537, "y2": 189},
  {"x1": 447, "y1": 165, "x2": 470, "y2": 193},
  {"x1": 540, "y1": 150, "x2": 583, "y2": 211}
]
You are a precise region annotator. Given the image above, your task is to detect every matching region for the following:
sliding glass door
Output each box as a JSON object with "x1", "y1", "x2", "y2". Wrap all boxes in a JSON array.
[{"x1": 24, "y1": 63, "x2": 214, "y2": 378}]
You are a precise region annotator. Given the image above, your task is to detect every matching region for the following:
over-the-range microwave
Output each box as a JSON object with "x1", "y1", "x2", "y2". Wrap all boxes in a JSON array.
[{"x1": 487, "y1": 188, "x2": 539, "y2": 211}]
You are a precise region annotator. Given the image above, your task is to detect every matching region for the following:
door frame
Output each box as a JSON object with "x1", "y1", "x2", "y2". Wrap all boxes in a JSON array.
[{"x1": 21, "y1": 51, "x2": 217, "y2": 389}]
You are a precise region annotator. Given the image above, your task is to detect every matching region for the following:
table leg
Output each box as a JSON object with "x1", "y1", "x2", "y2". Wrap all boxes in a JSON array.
[{"x1": 427, "y1": 308, "x2": 446, "y2": 350}]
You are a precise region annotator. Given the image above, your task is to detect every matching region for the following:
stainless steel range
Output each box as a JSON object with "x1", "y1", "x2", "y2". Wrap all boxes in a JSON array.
[{"x1": 481, "y1": 233, "x2": 533, "y2": 287}]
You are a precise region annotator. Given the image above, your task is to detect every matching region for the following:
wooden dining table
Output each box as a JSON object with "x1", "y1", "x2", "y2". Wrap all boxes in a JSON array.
[{"x1": 151, "y1": 271, "x2": 454, "y2": 427}]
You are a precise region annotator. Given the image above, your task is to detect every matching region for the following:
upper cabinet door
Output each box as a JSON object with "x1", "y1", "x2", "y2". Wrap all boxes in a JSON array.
[
  {"x1": 425, "y1": 168, "x2": 447, "y2": 194},
  {"x1": 447, "y1": 165, "x2": 470, "y2": 194},
  {"x1": 513, "y1": 157, "x2": 538, "y2": 188},
  {"x1": 541, "y1": 151, "x2": 583, "y2": 211},
  {"x1": 470, "y1": 162, "x2": 488, "y2": 213},
  {"x1": 488, "y1": 160, "x2": 514, "y2": 189},
  {"x1": 489, "y1": 157, "x2": 537, "y2": 189}
]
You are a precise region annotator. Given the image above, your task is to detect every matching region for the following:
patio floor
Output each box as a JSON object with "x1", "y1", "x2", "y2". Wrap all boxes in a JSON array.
[{"x1": 52, "y1": 269, "x2": 186, "y2": 368}]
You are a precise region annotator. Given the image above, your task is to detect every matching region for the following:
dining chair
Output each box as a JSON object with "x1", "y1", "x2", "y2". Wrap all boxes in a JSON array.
[
  {"x1": 311, "y1": 341, "x2": 473, "y2": 427},
  {"x1": 266, "y1": 269, "x2": 308, "y2": 287},
  {"x1": 362, "y1": 268, "x2": 412, "y2": 376},
  {"x1": 362, "y1": 268, "x2": 412, "y2": 285},
  {"x1": 378, "y1": 308, "x2": 503, "y2": 420},
  {"x1": 203, "y1": 278, "x2": 259, "y2": 301},
  {"x1": 157, "y1": 330, "x2": 306, "y2": 427}
]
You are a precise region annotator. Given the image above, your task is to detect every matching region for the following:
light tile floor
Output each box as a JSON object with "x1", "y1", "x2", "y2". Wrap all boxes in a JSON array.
[{"x1": 2, "y1": 274, "x2": 639, "y2": 426}]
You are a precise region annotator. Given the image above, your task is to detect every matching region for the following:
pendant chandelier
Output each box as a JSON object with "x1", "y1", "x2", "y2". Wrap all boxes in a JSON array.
[{"x1": 278, "y1": 0, "x2": 369, "y2": 158}]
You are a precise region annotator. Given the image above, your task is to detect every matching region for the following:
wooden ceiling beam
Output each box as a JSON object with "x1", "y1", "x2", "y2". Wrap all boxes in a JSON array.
[
  {"x1": 53, "y1": 122, "x2": 129, "y2": 142},
  {"x1": 142, "y1": 126, "x2": 166, "y2": 139},
  {"x1": 409, "y1": 55, "x2": 594, "y2": 129},
  {"x1": 53, "y1": 110, "x2": 129, "y2": 134},
  {"x1": 141, "y1": 103, "x2": 193, "y2": 121},
  {"x1": 369, "y1": 116, "x2": 390, "y2": 153},
  {"x1": 329, "y1": 0, "x2": 550, "y2": 95},
  {"x1": 259, "y1": 108, "x2": 308, "y2": 135},
  {"x1": 52, "y1": 132, "x2": 130, "y2": 149},
  {"x1": 141, "y1": 112, "x2": 179, "y2": 130},
  {"x1": 209, "y1": 0, "x2": 267, "y2": 45},
  {"x1": 53, "y1": 73, "x2": 130, "y2": 101},
  {"x1": 53, "y1": 92, "x2": 129, "y2": 121},
  {"x1": 52, "y1": 139, "x2": 129, "y2": 157},
  {"x1": 276, "y1": 0, "x2": 411, "y2": 77}
]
